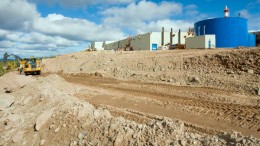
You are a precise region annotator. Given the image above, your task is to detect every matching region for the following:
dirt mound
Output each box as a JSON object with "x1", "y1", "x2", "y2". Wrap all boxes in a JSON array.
[
  {"x1": 183, "y1": 48, "x2": 260, "y2": 75},
  {"x1": 1, "y1": 48, "x2": 259, "y2": 145},
  {"x1": 43, "y1": 48, "x2": 260, "y2": 96},
  {"x1": 182, "y1": 48, "x2": 260, "y2": 94},
  {"x1": 0, "y1": 74, "x2": 259, "y2": 145},
  {"x1": 0, "y1": 72, "x2": 35, "y2": 93}
]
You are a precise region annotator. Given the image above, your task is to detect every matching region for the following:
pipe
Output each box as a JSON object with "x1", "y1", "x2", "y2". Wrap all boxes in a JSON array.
[
  {"x1": 161, "y1": 27, "x2": 164, "y2": 46},
  {"x1": 178, "y1": 29, "x2": 181, "y2": 45},
  {"x1": 170, "y1": 28, "x2": 173, "y2": 45}
]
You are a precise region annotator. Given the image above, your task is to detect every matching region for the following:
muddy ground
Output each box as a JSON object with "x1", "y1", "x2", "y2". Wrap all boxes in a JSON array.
[{"x1": 0, "y1": 48, "x2": 259, "y2": 145}]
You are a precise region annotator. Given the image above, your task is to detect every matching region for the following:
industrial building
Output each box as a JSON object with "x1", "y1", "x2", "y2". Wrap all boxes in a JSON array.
[
  {"x1": 251, "y1": 31, "x2": 260, "y2": 46},
  {"x1": 104, "y1": 29, "x2": 190, "y2": 51},
  {"x1": 187, "y1": 6, "x2": 256, "y2": 48},
  {"x1": 91, "y1": 42, "x2": 103, "y2": 51},
  {"x1": 186, "y1": 35, "x2": 216, "y2": 49},
  {"x1": 91, "y1": 41, "x2": 115, "y2": 51},
  {"x1": 91, "y1": 6, "x2": 256, "y2": 51}
]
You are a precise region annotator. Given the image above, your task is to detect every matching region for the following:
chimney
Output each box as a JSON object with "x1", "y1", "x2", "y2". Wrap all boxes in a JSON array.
[
  {"x1": 178, "y1": 29, "x2": 181, "y2": 45},
  {"x1": 170, "y1": 28, "x2": 173, "y2": 45},
  {"x1": 161, "y1": 27, "x2": 164, "y2": 46}
]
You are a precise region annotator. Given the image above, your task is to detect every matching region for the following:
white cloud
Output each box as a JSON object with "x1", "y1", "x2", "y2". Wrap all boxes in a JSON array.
[
  {"x1": 238, "y1": 9, "x2": 251, "y2": 18},
  {"x1": 0, "y1": 0, "x2": 126, "y2": 57},
  {"x1": 33, "y1": 14, "x2": 125, "y2": 41},
  {"x1": 101, "y1": 0, "x2": 186, "y2": 34},
  {"x1": 18, "y1": 43, "x2": 58, "y2": 50},
  {"x1": 0, "y1": 0, "x2": 39, "y2": 30},
  {"x1": 247, "y1": 0, "x2": 260, "y2": 9},
  {"x1": 29, "y1": 0, "x2": 135, "y2": 7},
  {"x1": 0, "y1": 29, "x2": 9, "y2": 36},
  {"x1": 243, "y1": 0, "x2": 260, "y2": 30},
  {"x1": 0, "y1": 29, "x2": 92, "y2": 58},
  {"x1": 0, "y1": 0, "x2": 207, "y2": 58},
  {"x1": 102, "y1": 1, "x2": 182, "y2": 22},
  {"x1": 237, "y1": 9, "x2": 260, "y2": 30},
  {"x1": 0, "y1": 47, "x2": 60, "y2": 58},
  {"x1": 0, "y1": 29, "x2": 9, "y2": 40},
  {"x1": 0, "y1": 0, "x2": 126, "y2": 42},
  {"x1": 18, "y1": 32, "x2": 79, "y2": 47},
  {"x1": 185, "y1": 4, "x2": 199, "y2": 16},
  {"x1": 144, "y1": 19, "x2": 193, "y2": 33},
  {"x1": 185, "y1": 4, "x2": 197, "y2": 9},
  {"x1": 0, "y1": 41, "x2": 15, "y2": 48},
  {"x1": 249, "y1": 17, "x2": 260, "y2": 31},
  {"x1": 0, "y1": 30, "x2": 79, "y2": 47}
]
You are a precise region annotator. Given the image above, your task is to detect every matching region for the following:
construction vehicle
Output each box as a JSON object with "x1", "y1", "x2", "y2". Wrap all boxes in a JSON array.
[
  {"x1": 19, "y1": 58, "x2": 41, "y2": 75},
  {"x1": 2, "y1": 52, "x2": 21, "y2": 69},
  {"x1": 2, "y1": 52, "x2": 21, "y2": 71},
  {"x1": 2, "y1": 53, "x2": 41, "y2": 75}
]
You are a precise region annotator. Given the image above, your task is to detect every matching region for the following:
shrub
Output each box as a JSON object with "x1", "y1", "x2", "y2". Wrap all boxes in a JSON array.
[
  {"x1": 0, "y1": 62, "x2": 5, "y2": 77},
  {"x1": 0, "y1": 60, "x2": 19, "y2": 76}
]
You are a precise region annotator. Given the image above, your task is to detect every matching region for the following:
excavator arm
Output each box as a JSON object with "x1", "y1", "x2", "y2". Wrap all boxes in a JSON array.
[
  {"x1": 2, "y1": 52, "x2": 21, "y2": 69},
  {"x1": 3, "y1": 52, "x2": 10, "y2": 68}
]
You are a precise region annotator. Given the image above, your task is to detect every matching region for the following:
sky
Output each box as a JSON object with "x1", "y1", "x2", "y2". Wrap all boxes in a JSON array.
[{"x1": 0, "y1": 0, "x2": 259, "y2": 58}]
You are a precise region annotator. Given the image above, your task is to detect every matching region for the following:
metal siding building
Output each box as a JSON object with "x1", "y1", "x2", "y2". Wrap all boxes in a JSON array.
[
  {"x1": 186, "y1": 35, "x2": 216, "y2": 49},
  {"x1": 251, "y1": 31, "x2": 260, "y2": 46},
  {"x1": 104, "y1": 32, "x2": 188, "y2": 51},
  {"x1": 91, "y1": 41, "x2": 116, "y2": 51},
  {"x1": 194, "y1": 17, "x2": 248, "y2": 48},
  {"x1": 91, "y1": 42, "x2": 104, "y2": 51}
]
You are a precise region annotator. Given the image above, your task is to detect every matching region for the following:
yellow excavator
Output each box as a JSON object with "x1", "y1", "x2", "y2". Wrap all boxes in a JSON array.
[
  {"x1": 19, "y1": 58, "x2": 41, "y2": 75},
  {"x1": 2, "y1": 53, "x2": 41, "y2": 75}
]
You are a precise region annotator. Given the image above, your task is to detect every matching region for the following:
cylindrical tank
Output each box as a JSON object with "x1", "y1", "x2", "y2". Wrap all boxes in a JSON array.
[
  {"x1": 194, "y1": 17, "x2": 248, "y2": 48},
  {"x1": 248, "y1": 34, "x2": 256, "y2": 47}
]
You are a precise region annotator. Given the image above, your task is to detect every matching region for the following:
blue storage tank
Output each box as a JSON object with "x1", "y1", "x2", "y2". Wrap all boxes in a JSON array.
[
  {"x1": 194, "y1": 17, "x2": 249, "y2": 48},
  {"x1": 247, "y1": 34, "x2": 256, "y2": 47}
]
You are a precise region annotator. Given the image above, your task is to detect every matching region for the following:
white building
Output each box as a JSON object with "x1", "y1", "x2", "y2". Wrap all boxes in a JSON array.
[
  {"x1": 186, "y1": 35, "x2": 216, "y2": 49},
  {"x1": 91, "y1": 41, "x2": 116, "y2": 51},
  {"x1": 104, "y1": 31, "x2": 190, "y2": 51},
  {"x1": 91, "y1": 42, "x2": 103, "y2": 51}
]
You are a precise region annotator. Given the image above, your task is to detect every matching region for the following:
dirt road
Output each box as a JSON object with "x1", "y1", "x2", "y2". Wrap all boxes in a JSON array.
[{"x1": 63, "y1": 74, "x2": 260, "y2": 138}]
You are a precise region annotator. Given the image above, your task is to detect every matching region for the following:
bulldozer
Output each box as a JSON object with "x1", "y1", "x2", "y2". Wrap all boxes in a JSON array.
[{"x1": 19, "y1": 58, "x2": 41, "y2": 75}]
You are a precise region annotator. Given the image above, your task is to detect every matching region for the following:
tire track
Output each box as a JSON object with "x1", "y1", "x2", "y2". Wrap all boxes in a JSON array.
[{"x1": 63, "y1": 75, "x2": 260, "y2": 135}]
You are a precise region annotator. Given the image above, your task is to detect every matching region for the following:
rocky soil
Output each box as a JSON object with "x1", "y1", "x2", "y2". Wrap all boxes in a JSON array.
[
  {"x1": 43, "y1": 48, "x2": 260, "y2": 95},
  {"x1": 0, "y1": 47, "x2": 259, "y2": 145}
]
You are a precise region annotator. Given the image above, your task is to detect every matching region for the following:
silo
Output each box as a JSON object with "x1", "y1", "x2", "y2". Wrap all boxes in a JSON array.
[{"x1": 194, "y1": 17, "x2": 248, "y2": 48}]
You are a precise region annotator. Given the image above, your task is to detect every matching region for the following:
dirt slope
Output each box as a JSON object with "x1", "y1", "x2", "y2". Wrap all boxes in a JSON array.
[
  {"x1": 43, "y1": 48, "x2": 260, "y2": 95},
  {"x1": 1, "y1": 73, "x2": 259, "y2": 145},
  {"x1": 63, "y1": 74, "x2": 260, "y2": 138},
  {"x1": 0, "y1": 48, "x2": 260, "y2": 145}
]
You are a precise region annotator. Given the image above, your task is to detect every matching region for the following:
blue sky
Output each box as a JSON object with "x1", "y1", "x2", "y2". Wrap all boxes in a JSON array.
[{"x1": 0, "y1": 0, "x2": 259, "y2": 58}]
